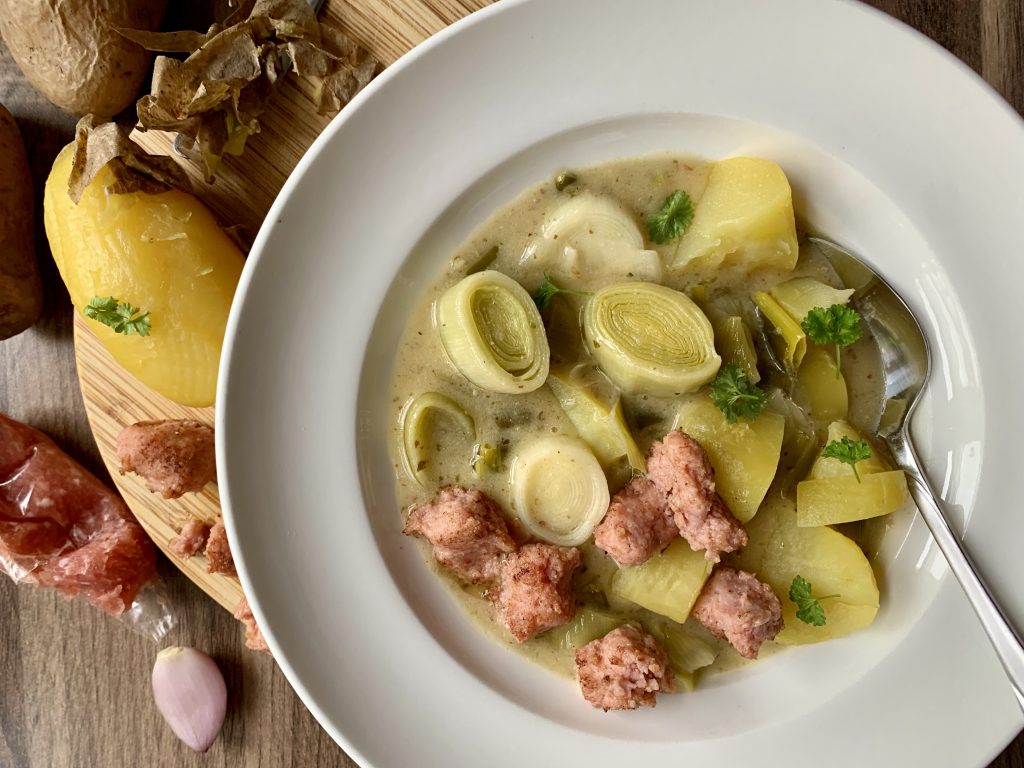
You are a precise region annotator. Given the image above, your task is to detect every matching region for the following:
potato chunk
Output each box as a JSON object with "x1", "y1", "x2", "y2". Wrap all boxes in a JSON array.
[
  {"x1": 796, "y1": 471, "x2": 909, "y2": 526},
  {"x1": 671, "y1": 157, "x2": 798, "y2": 273},
  {"x1": 673, "y1": 396, "x2": 785, "y2": 522},
  {"x1": 44, "y1": 144, "x2": 244, "y2": 406},
  {"x1": 730, "y1": 494, "x2": 879, "y2": 644},
  {"x1": 611, "y1": 539, "x2": 713, "y2": 623}
]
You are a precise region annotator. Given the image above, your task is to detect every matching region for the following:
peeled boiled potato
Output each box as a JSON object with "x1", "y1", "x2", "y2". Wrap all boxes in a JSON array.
[
  {"x1": 44, "y1": 144, "x2": 244, "y2": 406},
  {"x1": 673, "y1": 396, "x2": 785, "y2": 522},
  {"x1": 730, "y1": 493, "x2": 879, "y2": 644},
  {"x1": 611, "y1": 539, "x2": 713, "y2": 623},
  {"x1": 671, "y1": 157, "x2": 798, "y2": 273}
]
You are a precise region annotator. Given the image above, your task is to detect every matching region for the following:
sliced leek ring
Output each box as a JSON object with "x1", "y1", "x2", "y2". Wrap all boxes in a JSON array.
[
  {"x1": 435, "y1": 270, "x2": 550, "y2": 394},
  {"x1": 769, "y1": 277, "x2": 854, "y2": 323},
  {"x1": 510, "y1": 435, "x2": 610, "y2": 546},
  {"x1": 521, "y1": 194, "x2": 661, "y2": 290},
  {"x1": 399, "y1": 392, "x2": 476, "y2": 486},
  {"x1": 582, "y1": 282, "x2": 720, "y2": 396}
]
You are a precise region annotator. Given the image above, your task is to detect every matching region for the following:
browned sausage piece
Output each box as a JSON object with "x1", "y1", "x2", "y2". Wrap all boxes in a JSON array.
[
  {"x1": 692, "y1": 566, "x2": 783, "y2": 659},
  {"x1": 234, "y1": 596, "x2": 271, "y2": 655},
  {"x1": 647, "y1": 430, "x2": 746, "y2": 562},
  {"x1": 403, "y1": 486, "x2": 516, "y2": 584},
  {"x1": 116, "y1": 420, "x2": 216, "y2": 499},
  {"x1": 168, "y1": 517, "x2": 210, "y2": 559},
  {"x1": 594, "y1": 477, "x2": 678, "y2": 566},
  {"x1": 575, "y1": 625, "x2": 675, "y2": 711},
  {"x1": 205, "y1": 517, "x2": 236, "y2": 577},
  {"x1": 495, "y1": 542, "x2": 580, "y2": 643}
]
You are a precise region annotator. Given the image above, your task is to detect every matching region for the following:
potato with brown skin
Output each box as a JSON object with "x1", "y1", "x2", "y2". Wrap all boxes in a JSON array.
[
  {"x1": 0, "y1": 104, "x2": 42, "y2": 339},
  {"x1": 0, "y1": 0, "x2": 167, "y2": 117}
]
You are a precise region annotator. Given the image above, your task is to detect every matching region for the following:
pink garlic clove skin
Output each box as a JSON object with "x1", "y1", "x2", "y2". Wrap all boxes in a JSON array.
[{"x1": 152, "y1": 646, "x2": 227, "y2": 752}]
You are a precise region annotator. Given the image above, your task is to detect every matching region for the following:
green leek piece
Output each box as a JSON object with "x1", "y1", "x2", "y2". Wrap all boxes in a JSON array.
[
  {"x1": 645, "y1": 618, "x2": 719, "y2": 680},
  {"x1": 670, "y1": 157, "x2": 799, "y2": 273},
  {"x1": 730, "y1": 493, "x2": 879, "y2": 645},
  {"x1": 435, "y1": 270, "x2": 550, "y2": 394},
  {"x1": 510, "y1": 435, "x2": 610, "y2": 546},
  {"x1": 673, "y1": 396, "x2": 785, "y2": 523},
  {"x1": 754, "y1": 291, "x2": 807, "y2": 369},
  {"x1": 714, "y1": 315, "x2": 760, "y2": 384},
  {"x1": 583, "y1": 282, "x2": 721, "y2": 396},
  {"x1": 399, "y1": 392, "x2": 476, "y2": 486},
  {"x1": 797, "y1": 346, "x2": 849, "y2": 423},
  {"x1": 470, "y1": 442, "x2": 501, "y2": 477},
  {"x1": 548, "y1": 606, "x2": 626, "y2": 651},
  {"x1": 546, "y1": 366, "x2": 646, "y2": 474},
  {"x1": 610, "y1": 539, "x2": 713, "y2": 623},
  {"x1": 769, "y1": 277, "x2": 855, "y2": 323},
  {"x1": 796, "y1": 471, "x2": 909, "y2": 527}
]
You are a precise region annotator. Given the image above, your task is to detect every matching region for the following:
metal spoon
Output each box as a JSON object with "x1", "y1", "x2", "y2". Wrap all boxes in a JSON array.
[{"x1": 810, "y1": 235, "x2": 1024, "y2": 710}]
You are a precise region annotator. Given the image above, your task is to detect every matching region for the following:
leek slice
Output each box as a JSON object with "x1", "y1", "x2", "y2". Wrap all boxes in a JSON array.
[
  {"x1": 583, "y1": 282, "x2": 721, "y2": 396},
  {"x1": 510, "y1": 436, "x2": 610, "y2": 546},
  {"x1": 521, "y1": 194, "x2": 662, "y2": 290},
  {"x1": 769, "y1": 277, "x2": 854, "y2": 323},
  {"x1": 399, "y1": 392, "x2": 476, "y2": 486},
  {"x1": 754, "y1": 291, "x2": 806, "y2": 369},
  {"x1": 546, "y1": 365, "x2": 646, "y2": 474},
  {"x1": 714, "y1": 315, "x2": 760, "y2": 384},
  {"x1": 548, "y1": 606, "x2": 626, "y2": 651},
  {"x1": 435, "y1": 270, "x2": 550, "y2": 394},
  {"x1": 646, "y1": 617, "x2": 719, "y2": 689}
]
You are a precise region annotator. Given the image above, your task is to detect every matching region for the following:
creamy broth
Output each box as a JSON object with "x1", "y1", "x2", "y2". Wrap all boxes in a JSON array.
[{"x1": 388, "y1": 152, "x2": 885, "y2": 685}]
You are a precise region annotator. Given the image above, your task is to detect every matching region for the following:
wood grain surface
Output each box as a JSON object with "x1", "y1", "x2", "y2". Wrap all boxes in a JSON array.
[{"x1": 1, "y1": 1, "x2": 1022, "y2": 767}]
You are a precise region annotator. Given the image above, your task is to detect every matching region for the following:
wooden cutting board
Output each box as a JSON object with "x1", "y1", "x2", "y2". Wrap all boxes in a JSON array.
[{"x1": 73, "y1": 0, "x2": 492, "y2": 612}]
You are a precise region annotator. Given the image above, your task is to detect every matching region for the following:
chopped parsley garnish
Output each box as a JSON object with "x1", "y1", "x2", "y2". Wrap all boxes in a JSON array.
[
  {"x1": 84, "y1": 296, "x2": 151, "y2": 336},
  {"x1": 789, "y1": 575, "x2": 839, "y2": 627},
  {"x1": 821, "y1": 437, "x2": 872, "y2": 482},
  {"x1": 709, "y1": 363, "x2": 768, "y2": 423},
  {"x1": 531, "y1": 275, "x2": 591, "y2": 310},
  {"x1": 800, "y1": 304, "x2": 862, "y2": 376},
  {"x1": 647, "y1": 190, "x2": 695, "y2": 245}
]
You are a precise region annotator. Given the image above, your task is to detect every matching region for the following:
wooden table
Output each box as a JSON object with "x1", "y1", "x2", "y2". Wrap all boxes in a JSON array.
[{"x1": 1, "y1": 1, "x2": 1022, "y2": 766}]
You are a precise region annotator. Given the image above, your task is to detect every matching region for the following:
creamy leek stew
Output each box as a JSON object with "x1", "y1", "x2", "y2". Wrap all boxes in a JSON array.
[{"x1": 388, "y1": 153, "x2": 907, "y2": 696}]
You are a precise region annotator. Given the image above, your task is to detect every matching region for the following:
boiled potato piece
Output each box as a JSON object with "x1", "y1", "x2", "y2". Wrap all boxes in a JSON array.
[
  {"x1": 730, "y1": 494, "x2": 879, "y2": 644},
  {"x1": 0, "y1": 0, "x2": 166, "y2": 117},
  {"x1": 797, "y1": 471, "x2": 909, "y2": 526},
  {"x1": 671, "y1": 157, "x2": 798, "y2": 273},
  {"x1": 0, "y1": 104, "x2": 42, "y2": 339},
  {"x1": 797, "y1": 347, "x2": 849, "y2": 423},
  {"x1": 673, "y1": 396, "x2": 785, "y2": 522},
  {"x1": 611, "y1": 539, "x2": 713, "y2": 623},
  {"x1": 808, "y1": 420, "x2": 889, "y2": 479},
  {"x1": 44, "y1": 144, "x2": 244, "y2": 406}
]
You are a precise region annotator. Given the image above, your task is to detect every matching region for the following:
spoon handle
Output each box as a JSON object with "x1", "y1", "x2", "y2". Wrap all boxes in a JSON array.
[{"x1": 890, "y1": 433, "x2": 1024, "y2": 710}]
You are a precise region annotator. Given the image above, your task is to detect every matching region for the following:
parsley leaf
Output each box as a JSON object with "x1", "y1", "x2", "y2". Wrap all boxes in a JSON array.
[
  {"x1": 709, "y1": 363, "x2": 768, "y2": 423},
  {"x1": 531, "y1": 275, "x2": 591, "y2": 310},
  {"x1": 84, "y1": 296, "x2": 151, "y2": 336},
  {"x1": 647, "y1": 190, "x2": 695, "y2": 245},
  {"x1": 821, "y1": 436, "x2": 872, "y2": 482},
  {"x1": 800, "y1": 304, "x2": 862, "y2": 376},
  {"x1": 789, "y1": 575, "x2": 839, "y2": 627}
]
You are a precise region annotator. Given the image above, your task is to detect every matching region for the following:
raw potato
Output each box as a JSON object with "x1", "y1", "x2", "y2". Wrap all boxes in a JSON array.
[
  {"x1": 0, "y1": 0, "x2": 166, "y2": 117},
  {"x1": 730, "y1": 493, "x2": 879, "y2": 644},
  {"x1": 671, "y1": 157, "x2": 799, "y2": 273},
  {"x1": 673, "y1": 396, "x2": 785, "y2": 522},
  {"x1": 0, "y1": 104, "x2": 42, "y2": 339},
  {"x1": 44, "y1": 144, "x2": 244, "y2": 406}
]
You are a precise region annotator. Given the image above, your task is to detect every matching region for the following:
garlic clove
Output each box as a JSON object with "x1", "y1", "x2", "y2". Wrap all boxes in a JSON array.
[{"x1": 152, "y1": 646, "x2": 227, "y2": 752}]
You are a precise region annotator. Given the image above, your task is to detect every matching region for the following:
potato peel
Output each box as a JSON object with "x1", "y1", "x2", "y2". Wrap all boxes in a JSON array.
[
  {"x1": 120, "y1": 0, "x2": 378, "y2": 179},
  {"x1": 68, "y1": 116, "x2": 193, "y2": 204}
]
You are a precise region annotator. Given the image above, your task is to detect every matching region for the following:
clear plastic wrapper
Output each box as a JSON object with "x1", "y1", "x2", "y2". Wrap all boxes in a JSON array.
[{"x1": 0, "y1": 411, "x2": 175, "y2": 641}]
